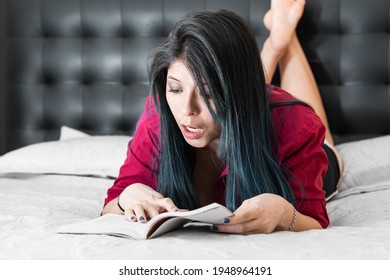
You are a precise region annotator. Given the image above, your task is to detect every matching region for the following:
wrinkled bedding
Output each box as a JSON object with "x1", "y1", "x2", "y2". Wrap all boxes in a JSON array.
[{"x1": 1, "y1": 173, "x2": 389, "y2": 260}]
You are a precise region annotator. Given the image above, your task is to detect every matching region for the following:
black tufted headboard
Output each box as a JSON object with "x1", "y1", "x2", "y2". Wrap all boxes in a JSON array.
[{"x1": 1, "y1": 0, "x2": 389, "y2": 155}]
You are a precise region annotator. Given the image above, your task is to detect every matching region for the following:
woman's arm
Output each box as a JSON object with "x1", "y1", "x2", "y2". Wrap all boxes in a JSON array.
[
  {"x1": 102, "y1": 196, "x2": 124, "y2": 215},
  {"x1": 216, "y1": 88, "x2": 330, "y2": 233},
  {"x1": 102, "y1": 97, "x2": 162, "y2": 216}
]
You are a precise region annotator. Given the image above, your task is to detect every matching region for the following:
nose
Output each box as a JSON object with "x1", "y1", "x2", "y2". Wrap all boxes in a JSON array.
[{"x1": 182, "y1": 90, "x2": 200, "y2": 116}]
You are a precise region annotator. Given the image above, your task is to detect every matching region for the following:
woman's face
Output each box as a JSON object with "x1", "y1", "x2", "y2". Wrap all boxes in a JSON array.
[{"x1": 166, "y1": 60, "x2": 221, "y2": 151}]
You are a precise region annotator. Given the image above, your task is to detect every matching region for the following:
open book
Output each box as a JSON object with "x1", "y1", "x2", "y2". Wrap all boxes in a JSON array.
[{"x1": 58, "y1": 203, "x2": 232, "y2": 240}]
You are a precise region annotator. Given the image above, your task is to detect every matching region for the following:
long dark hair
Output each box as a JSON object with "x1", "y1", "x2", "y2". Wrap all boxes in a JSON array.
[{"x1": 149, "y1": 10, "x2": 295, "y2": 211}]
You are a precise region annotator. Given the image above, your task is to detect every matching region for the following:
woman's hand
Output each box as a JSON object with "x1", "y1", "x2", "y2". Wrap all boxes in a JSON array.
[
  {"x1": 214, "y1": 193, "x2": 294, "y2": 234},
  {"x1": 117, "y1": 183, "x2": 179, "y2": 222}
]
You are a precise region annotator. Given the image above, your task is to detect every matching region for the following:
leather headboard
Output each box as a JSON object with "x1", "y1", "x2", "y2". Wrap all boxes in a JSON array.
[{"x1": 1, "y1": 0, "x2": 389, "y2": 155}]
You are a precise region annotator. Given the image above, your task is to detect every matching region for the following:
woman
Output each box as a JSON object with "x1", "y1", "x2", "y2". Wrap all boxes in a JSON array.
[{"x1": 102, "y1": 0, "x2": 342, "y2": 234}]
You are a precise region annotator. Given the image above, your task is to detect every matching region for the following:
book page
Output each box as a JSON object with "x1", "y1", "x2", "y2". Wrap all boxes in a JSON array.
[
  {"x1": 147, "y1": 203, "x2": 232, "y2": 224},
  {"x1": 148, "y1": 217, "x2": 189, "y2": 238},
  {"x1": 58, "y1": 214, "x2": 148, "y2": 240},
  {"x1": 178, "y1": 203, "x2": 232, "y2": 223},
  {"x1": 147, "y1": 203, "x2": 232, "y2": 238}
]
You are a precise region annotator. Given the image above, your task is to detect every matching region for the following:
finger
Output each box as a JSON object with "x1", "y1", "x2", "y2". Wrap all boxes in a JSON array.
[
  {"x1": 227, "y1": 204, "x2": 257, "y2": 224},
  {"x1": 156, "y1": 197, "x2": 179, "y2": 212},
  {"x1": 144, "y1": 205, "x2": 160, "y2": 219},
  {"x1": 214, "y1": 218, "x2": 268, "y2": 234},
  {"x1": 133, "y1": 204, "x2": 147, "y2": 223},
  {"x1": 124, "y1": 208, "x2": 136, "y2": 222},
  {"x1": 217, "y1": 211, "x2": 277, "y2": 234}
]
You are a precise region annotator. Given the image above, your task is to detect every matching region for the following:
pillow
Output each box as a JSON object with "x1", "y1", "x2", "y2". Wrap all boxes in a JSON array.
[
  {"x1": 0, "y1": 135, "x2": 132, "y2": 178},
  {"x1": 59, "y1": 126, "x2": 90, "y2": 140},
  {"x1": 335, "y1": 135, "x2": 390, "y2": 198}
]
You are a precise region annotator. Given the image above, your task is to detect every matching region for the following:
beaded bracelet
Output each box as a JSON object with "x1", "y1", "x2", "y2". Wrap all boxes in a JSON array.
[
  {"x1": 288, "y1": 207, "x2": 297, "y2": 231},
  {"x1": 117, "y1": 196, "x2": 125, "y2": 213}
]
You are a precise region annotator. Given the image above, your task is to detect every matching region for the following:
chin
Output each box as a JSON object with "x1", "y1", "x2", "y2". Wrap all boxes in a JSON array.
[{"x1": 184, "y1": 139, "x2": 208, "y2": 148}]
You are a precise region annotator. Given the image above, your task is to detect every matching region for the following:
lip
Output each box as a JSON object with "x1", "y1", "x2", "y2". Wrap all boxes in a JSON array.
[{"x1": 181, "y1": 124, "x2": 204, "y2": 140}]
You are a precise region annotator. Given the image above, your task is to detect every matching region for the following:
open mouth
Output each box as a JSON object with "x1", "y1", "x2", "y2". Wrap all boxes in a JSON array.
[
  {"x1": 185, "y1": 126, "x2": 201, "y2": 133},
  {"x1": 182, "y1": 125, "x2": 204, "y2": 139}
]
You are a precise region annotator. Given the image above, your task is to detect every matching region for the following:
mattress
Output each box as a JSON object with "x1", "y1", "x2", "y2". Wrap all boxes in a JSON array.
[{"x1": 1, "y1": 130, "x2": 390, "y2": 259}]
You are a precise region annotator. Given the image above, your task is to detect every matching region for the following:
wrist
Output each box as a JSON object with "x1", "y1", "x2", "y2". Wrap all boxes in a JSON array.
[
  {"x1": 288, "y1": 206, "x2": 297, "y2": 231},
  {"x1": 117, "y1": 195, "x2": 125, "y2": 213},
  {"x1": 275, "y1": 201, "x2": 297, "y2": 231}
]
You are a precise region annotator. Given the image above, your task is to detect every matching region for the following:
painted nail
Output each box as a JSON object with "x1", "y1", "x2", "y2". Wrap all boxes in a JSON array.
[
  {"x1": 139, "y1": 216, "x2": 145, "y2": 222},
  {"x1": 130, "y1": 216, "x2": 136, "y2": 221},
  {"x1": 223, "y1": 218, "x2": 230, "y2": 224},
  {"x1": 211, "y1": 225, "x2": 219, "y2": 231}
]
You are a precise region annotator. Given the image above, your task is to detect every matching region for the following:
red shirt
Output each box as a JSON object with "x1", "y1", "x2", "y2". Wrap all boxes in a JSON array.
[{"x1": 104, "y1": 86, "x2": 329, "y2": 228}]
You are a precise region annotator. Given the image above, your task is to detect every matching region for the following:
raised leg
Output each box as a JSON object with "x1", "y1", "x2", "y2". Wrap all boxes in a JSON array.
[{"x1": 260, "y1": 0, "x2": 342, "y2": 170}]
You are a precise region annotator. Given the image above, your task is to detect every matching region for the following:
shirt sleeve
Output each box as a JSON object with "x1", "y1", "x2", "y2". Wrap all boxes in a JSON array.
[
  {"x1": 283, "y1": 124, "x2": 329, "y2": 228},
  {"x1": 275, "y1": 103, "x2": 330, "y2": 228},
  {"x1": 103, "y1": 97, "x2": 160, "y2": 206}
]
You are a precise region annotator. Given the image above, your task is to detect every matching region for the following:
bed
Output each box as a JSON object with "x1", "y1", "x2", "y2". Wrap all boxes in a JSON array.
[
  {"x1": 1, "y1": 0, "x2": 390, "y2": 260},
  {"x1": 1, "y1": 129, "x2": 390, "y2": 259}
]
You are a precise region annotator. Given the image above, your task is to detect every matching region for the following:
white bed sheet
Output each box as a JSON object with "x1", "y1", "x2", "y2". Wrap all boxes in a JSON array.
[{"x1": 1, "y1": 173, "x2": 389, "y2": 260}]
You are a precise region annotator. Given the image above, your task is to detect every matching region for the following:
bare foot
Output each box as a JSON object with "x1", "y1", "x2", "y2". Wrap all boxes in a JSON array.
[{"x1": 263, "y1": 0, "x2": 306, "y2": 52}]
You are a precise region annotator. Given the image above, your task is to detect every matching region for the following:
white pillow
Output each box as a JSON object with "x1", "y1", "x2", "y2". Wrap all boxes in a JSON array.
[
  {"x1": 0, "y1": 135, "x2": 131, "y2": 178},
  {"x1": 335, "y1": 135, "x2": 390, "y2": 198},
  {"x1": 59, "y1": 126, "x2": 90, "y2": 140}
]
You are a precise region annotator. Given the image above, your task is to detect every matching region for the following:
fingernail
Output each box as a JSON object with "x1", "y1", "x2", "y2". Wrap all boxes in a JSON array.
[
  {"x1": 130, "y1": 216, "x2": 136, "y2": 221},
  {"x1": 175, "y1": 209, "x2": 180, "y2": 212},
  {"x1": 223, "y1": 218, "x2": 230, "y2": 224},
  {"x1": 139, "y1": 216, "x2": 145, "y2": 222},
  {"x1": 211, "y1": 225, "x2": 219, "y2": 231}
]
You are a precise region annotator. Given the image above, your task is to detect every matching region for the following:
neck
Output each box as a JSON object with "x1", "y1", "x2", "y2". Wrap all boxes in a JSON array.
[
  {"x1": 192, "y1": 145, "x2": 224, "y2": 206},
  {"x1": 194, "y1": 146, "x2": 224, "y2": 172}
]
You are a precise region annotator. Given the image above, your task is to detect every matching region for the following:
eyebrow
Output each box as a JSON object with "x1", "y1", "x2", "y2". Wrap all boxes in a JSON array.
[{"x1": 167, "y1": 75, "x2": 181, "y2": 82}]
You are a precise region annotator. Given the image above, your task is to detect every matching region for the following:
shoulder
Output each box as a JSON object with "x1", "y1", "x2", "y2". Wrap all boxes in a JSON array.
[
  {"x1": 133, "y1": 96, "x2": 160, "y2": 146},
  {"x1": 137, "y1": 97, "x2": 160, "y2": 129}
]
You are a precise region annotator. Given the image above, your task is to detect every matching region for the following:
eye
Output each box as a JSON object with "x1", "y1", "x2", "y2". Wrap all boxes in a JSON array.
[{"x1": 168, "y1": 88, "x2": 182, "y2": 94}]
